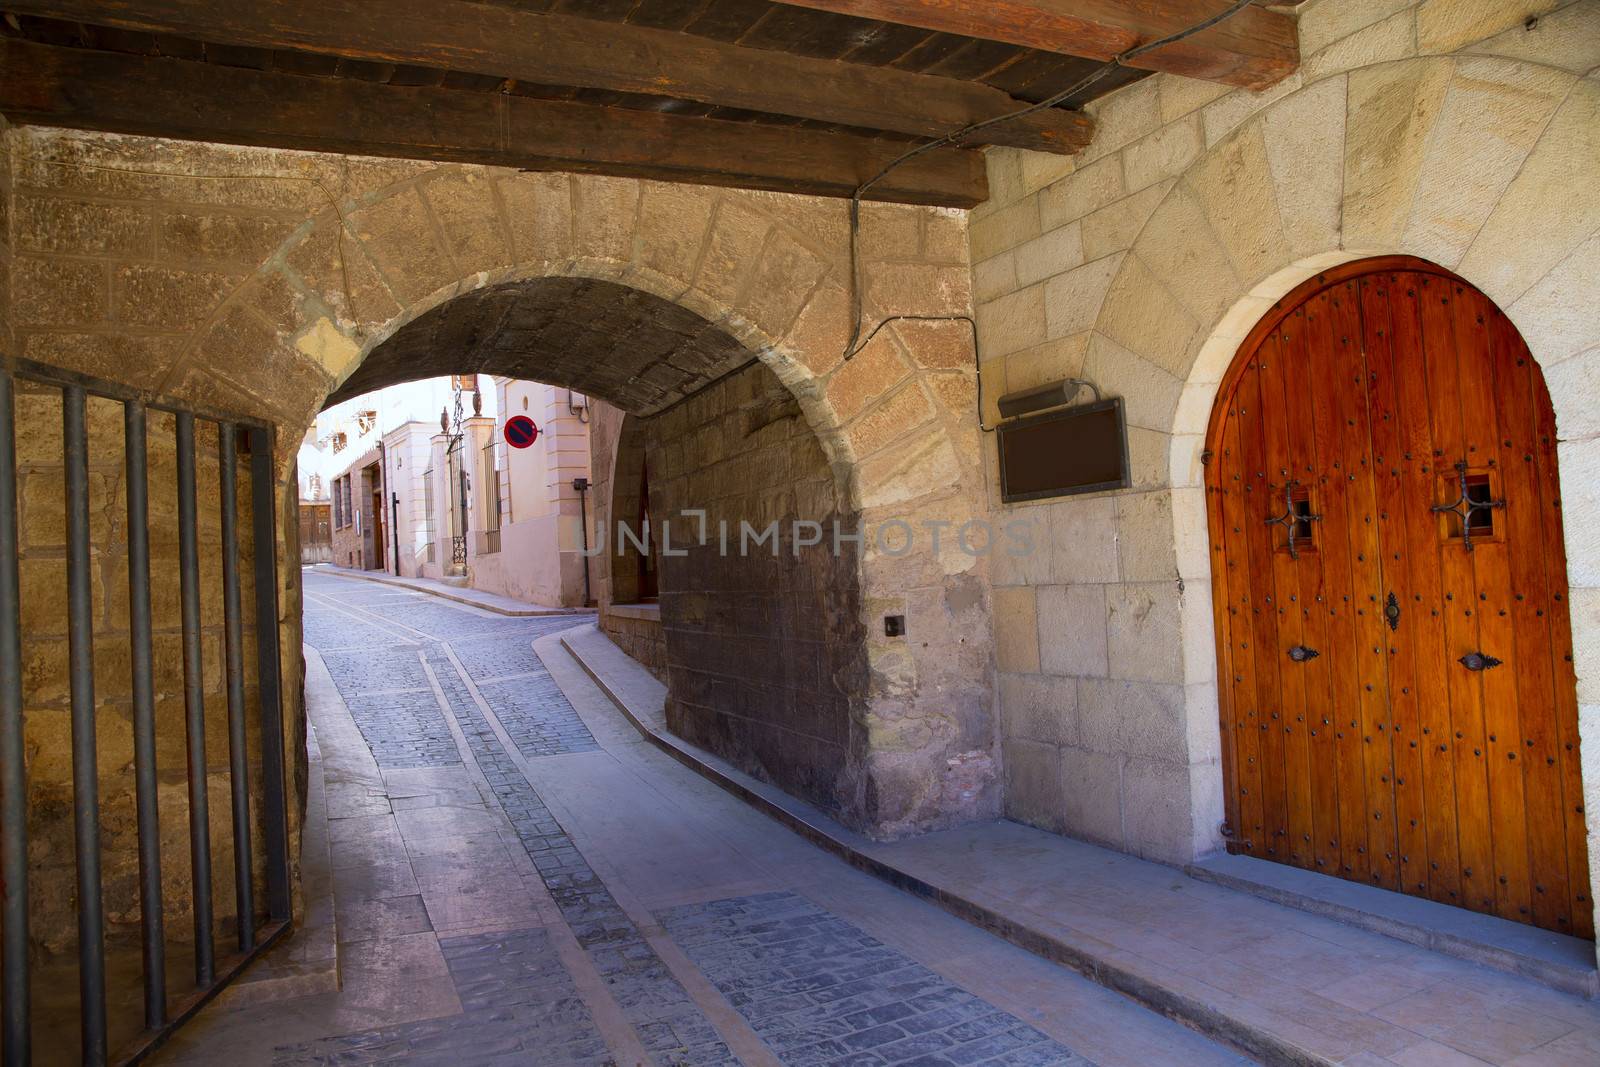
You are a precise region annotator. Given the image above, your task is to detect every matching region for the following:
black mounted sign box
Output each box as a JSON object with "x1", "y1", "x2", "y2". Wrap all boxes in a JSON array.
[{"x1": 997, "y1": 396, "x2": 1130, "y2": 503}]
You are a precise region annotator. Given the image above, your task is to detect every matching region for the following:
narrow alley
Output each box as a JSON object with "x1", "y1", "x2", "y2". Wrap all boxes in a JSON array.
[{"x1": 157, "y1": 571, "x2": 1242, "y2": 1066}]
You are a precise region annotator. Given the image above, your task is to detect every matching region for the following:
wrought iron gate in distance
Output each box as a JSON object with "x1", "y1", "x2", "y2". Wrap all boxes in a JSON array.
[{"x1": 1, "y1": 356, "x2": 293, "y2": 1065}]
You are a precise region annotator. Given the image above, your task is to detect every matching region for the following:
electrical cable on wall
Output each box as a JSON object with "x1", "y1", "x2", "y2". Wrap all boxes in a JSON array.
[{"x1": 839, "y1": 0, "x2": 1262, "y2": 432}]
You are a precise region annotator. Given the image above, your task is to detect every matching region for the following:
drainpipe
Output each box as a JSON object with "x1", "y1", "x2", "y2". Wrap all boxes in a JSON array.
[
  {"x1": 391, "y1": 492, "x2": 400, "y2": 576},
  {"x1": 573, "y1": 477, "x2": 591, "y2": 607}
]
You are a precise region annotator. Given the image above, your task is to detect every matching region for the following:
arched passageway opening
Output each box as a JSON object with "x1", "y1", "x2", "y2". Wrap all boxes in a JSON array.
[
  {"x1": 1204, "y1": 256, "x2": 1589, "y2": 937},
  {"x1": 324, "y1": 276, "x2": 868, "y2": 819}
]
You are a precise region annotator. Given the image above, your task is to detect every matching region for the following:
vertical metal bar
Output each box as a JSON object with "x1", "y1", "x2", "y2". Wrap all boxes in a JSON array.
[
  {"x1": 125, "y1": 401, "x2": 166, "y2": 1029},
  {"x1": 0, "y1": 373, "x2": 30, "y2": 1067},
  {"x1": 248, "y1": 428, "x2": 290, "y2": 923},
  {"x1": 218, "y1": 423, "x2": 254, "y2": 951},
  {"x1": 64, "y1": 385, "x2": 107, "y2": 1066},
  {"x1": 176, "y1": 413, "x2": 215, "y2": 987}
]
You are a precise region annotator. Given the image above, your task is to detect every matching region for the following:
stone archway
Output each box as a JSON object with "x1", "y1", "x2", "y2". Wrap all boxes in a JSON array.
[
  {"x1": 1077, "y1": 54, "x2": 1600, "y2": 919},
  {"x1": 146, "y1": 163, "x2": 996, "y2": 837}
]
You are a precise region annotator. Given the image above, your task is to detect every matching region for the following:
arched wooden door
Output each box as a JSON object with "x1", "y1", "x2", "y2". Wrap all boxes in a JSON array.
[{"x1": 1205, "y1": 257, "x2": 1591, "y2": 938}]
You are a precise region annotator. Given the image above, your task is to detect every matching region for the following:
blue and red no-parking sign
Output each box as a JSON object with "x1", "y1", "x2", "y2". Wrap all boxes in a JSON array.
[{"x1": 503, "y1": 415, "x2": 539, "y2": 449}]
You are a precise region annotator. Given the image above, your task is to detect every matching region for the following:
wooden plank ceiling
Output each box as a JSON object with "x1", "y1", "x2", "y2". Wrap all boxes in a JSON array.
[{"x1": 0, "y1": 0, "x2": 1298, "y2": 207}]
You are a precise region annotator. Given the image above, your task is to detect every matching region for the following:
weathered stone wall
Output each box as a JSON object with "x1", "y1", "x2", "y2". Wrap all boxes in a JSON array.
[
  {"x1": 648, "y1": 361, "x2": 866, "y2": 816},
  {"x1": 4, "y1": 125, "x2": 996, "y2": 847},
  {"x1": 973, "y1": 0, "x2": 1600, "y2": 894}
]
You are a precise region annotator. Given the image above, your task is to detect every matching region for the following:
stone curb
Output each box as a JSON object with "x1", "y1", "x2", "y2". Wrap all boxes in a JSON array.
[
  {"x1": 553, "y1": 624, "x2": 1332, "y2": 1067},
  {"x1": 314, "y1": 565, "x2": 595, "y2": 618}
]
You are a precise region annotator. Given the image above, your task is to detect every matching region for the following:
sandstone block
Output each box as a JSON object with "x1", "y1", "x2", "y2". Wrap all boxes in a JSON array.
[
  {"x1": 1002, "y1": 737, "x2": 1065, "y2": 832},
  {"x1": 422, "y1": 170, "x2": 513, "y2": 273},
  {"x1": 1058, "y1": 745, "x2": 1124, "y2": 847},
  {"x1": 1401, "y1": 58, "x2": 1571, "y2": 267},
  {"x1": 694, "y1": 200, "x2": 770, "y2": 307},
  {"x1": 636, "y1": 183, "x2": 715, "y2": 284},
  {"x1": 1465, "y1": 0, "x2": 1600, "y2": 73},
  {"x1": 1037, "y1": 584, "x2": 1110, "y2": 678},
  {"x1": 1095, "y1": 256, "x2": 1202, "y2": 378},
  {"x1": 1107, "y1": 581, "x2": 1184, "y2": 684},
  {"x1": 1080, "y1": 183, "x2": 1171, "y2": 262},
  {"x1": 1135, "y1": 186, "x2": 1244, "y2": 325},
  {"x1": 1040, "y1": 155, "x2": 1125, "y2": 229},
  {"x1": 993, "y1": 585, "x2": 1041, "y2": 673},
  {"x1": 1509, "y1": 230, "x2": 1600, "y2": 369},
  {"x1": 1123, "y1": 115, "x2": 1203, "y2": 192},
  {"x1": 976, "y1": 282, "x2": 1047, "y2": 359},
  {"x1": 1044, "y1": 495, "x2": 1120, "y2": 585},
  {"x1": 1042, "y1": 253, "x2": 1122, "y2": 340},
  {"x1": 1417, "y1": 0, "x2": 1564, "y2": 54},
  {"x1": 1122, "y1": 756, "x2": 1198, "y2": 862},
  {"x1": 13, "y1": 256, "x2": 106, "y2": 327},
  {"x1": 497, "y1": 173, "x2": 574, "y2": 266},
  {"x1": 969, "y1": 197, "x2": 1040, "y2": 262},
  {"x1": 349, "y1": 187, "x2": 458, "y2": 304},
  {"x1": 1116, "y1": 489, "x2": 1177, "y2": 583},
  {"x1": 1459, "y1": 76, "x2": 1600, "y2": 307},
  {"x1": 1262, "y1": 75, "x2": 1347, "y2": 257},
  {"x1": 1000, "y1": 672, "x2": 1078, "y2": 747},
  {"x1": 21, "y1": 333, "x2": 179, "y2": 393},
  {"x1": 844, "y1": 381, "x2": 933, "y2": 458},
  {"x1": 1079, "y1": 676, "x2": 1189, "y2": 764},
  {"x1": 18, "y1": 196, "x2": 154, "y2": 258},
  {"x1": 1081, "y1": 334, "x2": 1184, "y2": 435},
  {"x1": 571, "y1": 175, "x2": 640, "y2": 264},
  {"x1": 283, "y1": 221, "x2": 400, "y2": 330},
  {"x1": 1344, "y1": 59, "x2": 1455, "y2": 251},
  {"x1": 159, "y1": 209, "x2": 293, "y2": 269},
  {"x1": 782, "y1": 283, "x2": 850, "y2": 379},
  {"x1": 1306, "y1": 9, "x2": 1416, "y2": 81},
  {"x1": 1013, "y1": 223, "x2": 1084, "y2": 289}
]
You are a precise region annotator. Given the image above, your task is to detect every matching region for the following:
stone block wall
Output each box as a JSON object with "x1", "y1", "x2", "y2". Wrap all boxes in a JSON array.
[
  {"x1": 973, "y1": 0, "x2": 1600, "y2": 872},
  {"x1": 647, "y1": 361, "x2": 866, "y2": 817},
  {"x1": 4, "y1": 118, "x2": 994, "y2": 851}
]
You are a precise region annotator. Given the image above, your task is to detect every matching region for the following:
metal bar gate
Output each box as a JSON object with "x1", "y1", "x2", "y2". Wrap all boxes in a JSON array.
[{"x1": 0, "y1": 357, "x2": 293, "y2": 1065}]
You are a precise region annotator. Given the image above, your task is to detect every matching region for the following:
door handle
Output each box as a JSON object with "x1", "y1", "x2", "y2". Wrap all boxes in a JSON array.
[
  {"x1": 1288, "y1": 645, "x2": 1320, "y2": 662},
  {"x1": 1459, "y1": 651, "x2": 1502, "y2": 671},
  {"x1": 1385, "y1": 592, "x2": 1401, "y2": 632}
]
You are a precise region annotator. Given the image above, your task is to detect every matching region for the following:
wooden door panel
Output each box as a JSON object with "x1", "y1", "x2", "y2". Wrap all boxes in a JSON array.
[
  {"x1": 1235, "y1": 354, "x2": 1292, "y2": 861},
  {"x1": 1212, "y1": 411, "x2": 1266, "y2": 852},
  {"x1": 1278, "y1": 309, "x2": 1340, "y2": 877},
  {"x1": 1488, "y1": 303, "x2": 1571, "y2": 933},
  {"x1": 1303, "y1": 291, "x2": 1376, "y2": 882},
  {"x1": 1357, "y1": 275, "x2": 1430, "y2": 901},
  {"x1": 1205, "y1": 259, "x2": 1591, "y2": 937},
  {"x1": 1367, "y1": 272, "x2": 1463, "y2": 909},
  {"x1": 1259, "y1": 326, "x2": 1316, "y2": 868}
]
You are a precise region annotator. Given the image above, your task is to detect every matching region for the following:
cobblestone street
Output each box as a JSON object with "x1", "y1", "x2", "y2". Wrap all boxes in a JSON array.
[{"x1": 155, "y1": 571, "x2": 1247, "y2": 1067}]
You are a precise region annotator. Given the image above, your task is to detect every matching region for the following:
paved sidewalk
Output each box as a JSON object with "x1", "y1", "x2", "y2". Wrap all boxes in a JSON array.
[
  {"x1": 312, "y1": 563, "x2": 592, "y2": 617},
  {"x1": 560, "y1": 624, "x2": 1600, "y2": 1067},
  {"x1": 154, "y1": 570, "x2": 1240, "y2": 1066}
]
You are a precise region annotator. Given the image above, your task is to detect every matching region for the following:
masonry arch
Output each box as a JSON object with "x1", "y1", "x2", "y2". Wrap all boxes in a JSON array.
[
  {"x1": 1071, "y1": 54, "x2": 1600, "y2": 921},
  {"x1": 149, "y1": 163, "x2": 998, "y2": 837}
]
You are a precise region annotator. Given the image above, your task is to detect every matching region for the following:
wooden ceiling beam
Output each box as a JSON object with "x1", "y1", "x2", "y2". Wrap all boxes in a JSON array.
[
  {"x1": 0, "y1": 39, "x2": 988, "y2": 207},
  {"x1": 0, "y1": 0, "x2": 1094, "y2": 153},
  {"x1": 767, "y1": 1, "x2": 1299, "y2": 89}
]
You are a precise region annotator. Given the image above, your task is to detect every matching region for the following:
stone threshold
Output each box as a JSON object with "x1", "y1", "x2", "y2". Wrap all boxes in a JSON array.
[
  {"x1": 312, "y1": 563, "x2": 593, "y2": 618},
  {"x1": 1187, "y1": 853, "x2": 1598, "y2": 998},
  {"x1": 556, "y1": 622, "x2": 1600, "y2": 1067}
]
